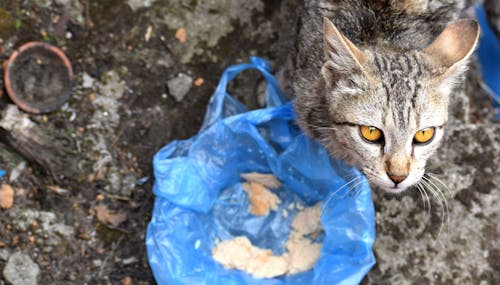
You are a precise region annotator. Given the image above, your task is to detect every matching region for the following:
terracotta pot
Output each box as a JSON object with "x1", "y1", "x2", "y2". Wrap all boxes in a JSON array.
[{"x1": 4, "y1": 41, "x2": 73, "y2": 114}]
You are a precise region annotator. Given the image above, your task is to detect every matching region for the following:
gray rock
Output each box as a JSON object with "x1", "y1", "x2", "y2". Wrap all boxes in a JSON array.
[
  {"x1": 365, "y1": 123, "x2": 500, "y2": 284},
  {"x1": 3, "y1": 252, "x2": 40, "y2": 285},
  {"x1": 128, "y1": 0, "x2": 154, "y2": 11},
  {"x1": 167, "y1": 73, "x2": 193, "y2": 102},
  {"x1": 82, "y1": 73, "x2": 95, "y2": 89},
  {"x1": 0, "y1": 249, "x2": 10, "y2": 261},
  {"x1": 10, "y1": 209, "x2": 74, "y2": 248},
  {"x1": 150, "y1": 0, "x2": 265, "y2": 63}
]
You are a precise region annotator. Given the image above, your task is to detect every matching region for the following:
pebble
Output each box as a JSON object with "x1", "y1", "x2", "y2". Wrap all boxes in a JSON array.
[
  {"x1": 167, "y1": 73, "x2": 193, "y2": 102},
  {"x1": 82, "y1": 73, "x2": 95, "y2": 89},
  {"x1": 0, "y1": 249, "x2": 10, "y2": 261},
  {"x1": 3, "y1": 252, "x2": 40, "y2": 285},
  {"x1": 0, "y1": 184, "x2": 14, "y2": 209}
]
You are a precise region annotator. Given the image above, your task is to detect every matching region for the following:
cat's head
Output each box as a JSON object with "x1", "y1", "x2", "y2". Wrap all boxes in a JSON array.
[{"x1": 300, "y1": 18, "x2": 479, "y2": 193}]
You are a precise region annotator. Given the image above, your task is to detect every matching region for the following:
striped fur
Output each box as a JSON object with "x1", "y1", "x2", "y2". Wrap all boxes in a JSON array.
[{"x1": 293, "y1": 0, "x2": 479, "y2": 192}]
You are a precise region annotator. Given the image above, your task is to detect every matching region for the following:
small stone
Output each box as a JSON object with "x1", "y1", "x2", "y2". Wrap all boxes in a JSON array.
[
  {"x1": 3, "y1": 252, "x2": 40, "y2": 285},
  {"x1": 0, "y1": 248, "x2": 10, "y2": 261},
  {"x1": 194, "y1": 77, "x2": 204, "y2": 86},
  {"x1": 9, "y1": 161, "x2": 26, "y2": 182},
  {"x1": 82, "y1": 73, "x2": 95, "y2": 88},
  {"x1": 127, "y1": 0, "x2": 153, "y2": 11},
  {"x1": 175, "y1": 27, "x2": 187, "y2": 43},
  {"x1": 167, "y1": 73, "x2": 193, "y2": 102},
  {"x1": 122, "y1": 256, "x2": 138, "y2": 265},
  {"x1": 0, "y1": 184, "x2": 14, "y2": 209},
  {"x1": 122, "y1": 276, "x2": 132, "y2": 285}
]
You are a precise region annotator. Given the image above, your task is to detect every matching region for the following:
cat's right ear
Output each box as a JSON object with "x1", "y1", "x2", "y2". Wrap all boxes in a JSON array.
[{"x1": 322, "y1": 17, "x2": 367, "y2": 81}]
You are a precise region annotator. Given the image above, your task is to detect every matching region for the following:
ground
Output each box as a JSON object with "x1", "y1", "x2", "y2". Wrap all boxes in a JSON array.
[{"x1": 0, "y1": 1, "x2": 498, "y2": 285}]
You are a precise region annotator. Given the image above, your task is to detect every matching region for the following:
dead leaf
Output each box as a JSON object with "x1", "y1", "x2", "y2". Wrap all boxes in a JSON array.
[
  {"x1": 175, "y1": 27, "x2": 187, "y2": 43},
  {"x1": 95, "y1": 204, "x2": 109, "y2": 224},
  {"x1": 0, "y1": 184, "x2": 14, "y2": 209},
  {"x1": 107, "y1": 212, "x2": 127, "y2": 227},
  {"x1": 94, "y1": 204, "x2": 127, "y2": 227}
]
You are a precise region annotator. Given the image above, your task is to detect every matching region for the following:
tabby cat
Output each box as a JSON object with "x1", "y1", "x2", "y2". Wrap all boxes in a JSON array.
[{"x1": 292, "y1": 0, "x2": 480, "y2": 192}]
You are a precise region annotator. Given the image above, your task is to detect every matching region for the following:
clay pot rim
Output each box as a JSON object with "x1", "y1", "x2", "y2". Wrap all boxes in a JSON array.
[{"x1": 4, "y1": 41, "x2": 73, "y2": 114}]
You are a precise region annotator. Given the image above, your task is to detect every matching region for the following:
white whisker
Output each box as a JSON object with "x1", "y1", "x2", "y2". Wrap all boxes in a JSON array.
[
  {"x1": 421, "y1": 176, "x2": 447, "y2": 238},
  {"x1": 322, "y1": 176, "x2": 362, "y2": 212},
  {"x1": 418, "y1": 180, "x2": 432, "y2": 214},
  {"x1": 415, "y1": 182, "x2": 428, "y2": 212},
  {"x1": 424, "y1": 174, "x2": 450, "y2": 236},
  {"x1": 348, "y1": 178, "x2": 368, "y2": 198},
  {"x1": 426, "y1": 173, "x2": 453, "y2": 199}
]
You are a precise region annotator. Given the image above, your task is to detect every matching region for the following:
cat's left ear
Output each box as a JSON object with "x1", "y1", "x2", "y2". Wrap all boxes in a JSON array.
[{"x1": 422, "y1": 19, "x2": 480, "y2": 76}]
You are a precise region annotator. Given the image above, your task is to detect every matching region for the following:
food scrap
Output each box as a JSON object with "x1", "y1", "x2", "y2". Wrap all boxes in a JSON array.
[
  {"x1": 242, "y1": 182, "x2": 281, "y2": 216},
  {"x1": 241, "y1": 172, "x2": 281, "y2": 189},
  {"x1": 212, "y1": 203, "x2": 324, "y2": 278},
  {"x1": 212, "y1": 236, "x2": 288, "y2": 278}
]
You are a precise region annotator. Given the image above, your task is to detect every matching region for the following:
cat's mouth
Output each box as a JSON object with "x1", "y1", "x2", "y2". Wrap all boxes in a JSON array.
[{"x1": 381, "y1": 184, "x2": 410, "y2": 194}]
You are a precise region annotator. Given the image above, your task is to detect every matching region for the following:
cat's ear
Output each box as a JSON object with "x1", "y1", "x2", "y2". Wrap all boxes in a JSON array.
[
  {"x1": 422, "y1": 19, "x2": 479, "y2": 75},
  {"x1": 322, "y1": 17, "x2": 367, "y2": 81}
]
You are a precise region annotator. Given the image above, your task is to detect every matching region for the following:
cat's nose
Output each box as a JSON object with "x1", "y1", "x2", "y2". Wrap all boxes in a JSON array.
[{"x1": 387, "y1": 173, "x2": 407, "y2": 184}]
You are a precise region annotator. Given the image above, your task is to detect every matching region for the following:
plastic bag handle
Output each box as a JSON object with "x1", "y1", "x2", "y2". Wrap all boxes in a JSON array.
[{"x1": 201, "y1": 57, "x2": 287, "y2": 130}]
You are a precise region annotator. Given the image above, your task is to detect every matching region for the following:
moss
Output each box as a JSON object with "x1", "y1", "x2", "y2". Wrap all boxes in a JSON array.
[{"x1": 0, "y1": 8, "x2": 15, "y2": 38}]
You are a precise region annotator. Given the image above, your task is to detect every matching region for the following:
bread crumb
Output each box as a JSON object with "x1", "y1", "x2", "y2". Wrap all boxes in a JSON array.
[
  {"x1": 282, "y1": 208, "x2": 288, "y2": 218},
  {"x1": 286, "y1": 232, "x2": 322, "y2": 275},
  {"x1": 212, "y1": 236, "x2": 288, "y2": 278},
  {"x1": 212, "y1": 203, "x2": 324, "y2": 278},
  {"x1": 242, "y1": 182, "x2": 281, "y2": 216},
  {"x1": 291, "y1": 202, "x2": 322, "y2": 235},
  {"x1": 241, "y1": 172, "x2": 281, "y2": 189}
]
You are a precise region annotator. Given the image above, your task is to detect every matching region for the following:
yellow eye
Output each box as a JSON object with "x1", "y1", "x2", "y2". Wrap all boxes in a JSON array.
[
  {"x1": 360, "y1": 125, "x2": 383, "y2": 142},
  {"x1": 413, "y1": 127, "x2": 435, "y2": 144}
]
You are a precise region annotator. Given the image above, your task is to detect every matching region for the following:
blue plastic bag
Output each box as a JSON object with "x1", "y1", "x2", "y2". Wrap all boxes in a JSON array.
[
  {"x1": 476, "y1": 5, "x2": 500, "y2": 118},
  {"x1": 146, "y1": 57, "x2": 376, "y2": 285}
]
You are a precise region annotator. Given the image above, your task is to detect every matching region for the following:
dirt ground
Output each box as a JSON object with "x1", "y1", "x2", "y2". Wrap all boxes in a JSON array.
[
  {"x1": 0, "y1": 1, "x2": 499, "y2": 285},
  {"x1": 0, "y1": 1, "x2": 295, "y2": 284}
]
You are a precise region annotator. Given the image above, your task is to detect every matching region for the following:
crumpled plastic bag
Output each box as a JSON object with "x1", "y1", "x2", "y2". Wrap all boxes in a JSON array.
[
  {"x1": 476, "y1": 5, "x2": 500, "y2": 118},
  {"x1": 146, "y1": 57, "x2": 376, "y2": 285}
]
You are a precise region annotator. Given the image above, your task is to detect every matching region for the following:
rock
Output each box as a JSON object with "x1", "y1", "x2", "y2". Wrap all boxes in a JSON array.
[
  {"x1": 128, "y1": 0, "x2": 153, "y2": 11},
  {"x1": 0, "y1": 248, "x2": 10, "y2": 261},
  {"x1": 2, "y1": 252, "x2": 40, "y2": 285},
  {"x1": 167, "y1": 73, "x2": 193, "y2": 102},
  {"x1": 82, "y1": 73, "x2": 95, "y2": 89},
  {"x1": 32, "y1": 0, "x2": 83, "y2": 24},
  {"x1": 150, "y1": 0, "x2": 266, "y2": 63},
  {"x1": 9, "y1": 161, "x2": 26, "y2": 182},
  {"x1": 10, "y1": 209, "x2": 74, "y2": 248},
  {"x1": 367, "y1": 123, "x2": 500, "y2": 284}
]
